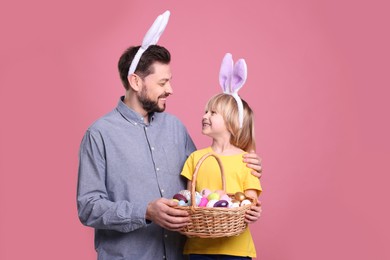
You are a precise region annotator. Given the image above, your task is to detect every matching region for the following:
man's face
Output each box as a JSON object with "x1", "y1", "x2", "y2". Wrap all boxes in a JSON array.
[{"x1": 137, "y1": 62, "x2": 173, "y2": 113}]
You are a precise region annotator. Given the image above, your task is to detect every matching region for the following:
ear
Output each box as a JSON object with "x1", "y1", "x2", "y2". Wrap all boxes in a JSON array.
[
  {"x1": 231, "y1": 59, "x2": 247, "y2": 93},
  {"x1": 128, "y1": 74, "x2": 142, "y2": 92},
  {"x1": 219, "y1": 53, "x2": 233, "y2": 93}
]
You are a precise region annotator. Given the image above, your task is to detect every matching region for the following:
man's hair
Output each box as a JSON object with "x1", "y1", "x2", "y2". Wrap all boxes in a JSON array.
[
  {"x1": 118, "y1": 45, "x2": 171, "y2": 90},
  {"x1": 205, "y1": 93, "x2": 256, "y2": 152}
]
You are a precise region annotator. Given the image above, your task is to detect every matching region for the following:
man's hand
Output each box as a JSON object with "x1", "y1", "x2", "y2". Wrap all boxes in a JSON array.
[
  {"x1": 243, "y1": 150, "x2": 263, "y2": 178},
  {"x1": 245, "y1": 200, "x2": 262, "y2": 224},
  {"x1": 145, "y1": 198, "x2": 190, "y2": 231}
]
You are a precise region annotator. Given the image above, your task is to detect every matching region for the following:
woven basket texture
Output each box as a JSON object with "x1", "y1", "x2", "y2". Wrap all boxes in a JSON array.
[{"x1": 178, "y1": 153, "x2": 254, "y2": 238}]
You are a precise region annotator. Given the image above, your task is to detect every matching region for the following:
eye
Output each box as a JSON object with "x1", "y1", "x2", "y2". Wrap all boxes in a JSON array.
[{"x1": 159, "y1": 80, "x2": 168, "y2": 87}]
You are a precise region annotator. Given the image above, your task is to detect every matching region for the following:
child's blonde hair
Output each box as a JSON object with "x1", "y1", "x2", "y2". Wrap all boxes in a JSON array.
[{"x1": 205, "y1": 93, "x2": 256, "y2": 152}]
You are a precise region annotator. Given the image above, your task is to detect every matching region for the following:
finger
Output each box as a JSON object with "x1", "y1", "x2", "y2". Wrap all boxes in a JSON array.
[
  {"x1": 162, "y1": 198, "x2": 179, "y2": 207},
  {"x1": 251, "y1": 170, "x2": 261, "y2": 178},
  {"x1": 243, "y1": 156, "x2": 259, "y2": 164},
  {"x1": 246, "y1": 206, "x2": 261, "y2": 218},
  {"x1": 163, "y1": 216, "x2": 190, "y2": 229},
  {"x1": 244, "y1": 215, "x2": 257, "y2": 224},
  {"x1": 247, "y1": 208, "x2": 260, "y2": 216},
  {"x1": 255, "y1": 201, "x2": 262, "y2": 207},
  {"x1": 245, "y1": 215, "x2": 257, "y2": 221},
  {"x1": 166, "y1": 207, "x2": 190, "y2": 217},
  {"x1": 246, "y1": 162, "x2": 261, "y2": 172},
  {"x1": 165, "y1": 210, "x2": 191, "y2": 224},
  {"x1": 243, "y1": 151, "x2": 262, "y2": 162},
  {"x1": 251, "y1": 204, "x2": 261, "y2": 211},
  {"x1": 166, "y1": 199, "x2": 179, "y2": 207},
  {"x1": 251, "y1": 165, "x2": 262, "y2": 177}
]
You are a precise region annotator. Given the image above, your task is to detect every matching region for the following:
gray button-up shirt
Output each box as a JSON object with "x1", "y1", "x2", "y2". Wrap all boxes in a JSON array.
[{"x1": 77, "y1": 97, "x2": 196, "y2": 259}]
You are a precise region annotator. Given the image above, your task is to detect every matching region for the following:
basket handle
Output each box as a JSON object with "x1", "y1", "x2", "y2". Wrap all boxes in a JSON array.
[{"x1": 190, "y1": 153, "x2": 225, "y2": 209}]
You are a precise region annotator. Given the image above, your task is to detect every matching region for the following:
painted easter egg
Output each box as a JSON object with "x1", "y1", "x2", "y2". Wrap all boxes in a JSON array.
[
  {"x1": 240, "y1": 199, "x2": 252, "y2": 206},
  {"x1": 220, "y1": 194, "x2": 231, "y2": 202},
  {"x1": 201, "y1": 188, "x2": 211, "y2": 198},
  {"x1": 198, "y1": 197, "x2": 208, "y2": 207},
  {"x1": 207, "y1": 192, "x2": 220, "y2": 201},
  {"x1": 206, "y1": 199, "x2": 218, "y2": 208},
  {"x1": 179, "y1": 190, "x2": 191, "y2": 201},
  {"x1": 178, "y1": 200, "x2": 187, "y2": 206},
  {"x1": 234, "y1": 192, "x2": 246, "y2": 202},
  {"x1": 214, "y1": 200, "x2": 229, "y2": 207},
  {"x1": 173, "y1": 193, "x2": 188, "y2": 203},
  {"x1": 230, "y1": 202, "x2": 240, "y2": 208},
  {"x1": 195, "y1": 192, "x2": 203, "y2": 206}
]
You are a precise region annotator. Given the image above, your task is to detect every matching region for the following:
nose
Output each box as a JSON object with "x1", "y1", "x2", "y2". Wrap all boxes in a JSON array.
[
  {"x1": 165, "y1": 81, "x2": 173, "y2": 95},
  {"x1": 202, "y1": 112, "x2": 210, "y2": 119}
]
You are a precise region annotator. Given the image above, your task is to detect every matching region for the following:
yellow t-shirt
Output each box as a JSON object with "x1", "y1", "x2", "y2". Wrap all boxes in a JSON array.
[{"x1": 180, "y1": 147, "x2": 262, "y2": 257}]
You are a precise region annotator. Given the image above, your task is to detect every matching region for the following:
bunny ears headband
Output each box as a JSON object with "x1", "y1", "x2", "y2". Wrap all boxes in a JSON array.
[
  {"x1": 128, "y1": 10, "x2": 170, "y2": 76},
  {"x1": 219, "y1": 53, "x2": 248, "y2": 128}
]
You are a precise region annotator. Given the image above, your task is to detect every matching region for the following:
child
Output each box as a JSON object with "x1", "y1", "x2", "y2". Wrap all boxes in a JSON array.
[{"x1": 180, "y1": 53, "x2": 262, "y2": 260}]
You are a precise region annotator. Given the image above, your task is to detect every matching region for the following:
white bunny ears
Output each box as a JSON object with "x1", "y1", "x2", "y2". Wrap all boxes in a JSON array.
[
  {"x1": 219, "y1": 53, "x2": 248, "y2": 128},
  {"x1": 128, "y1": 10, "x2": 171, "y2": 76}
]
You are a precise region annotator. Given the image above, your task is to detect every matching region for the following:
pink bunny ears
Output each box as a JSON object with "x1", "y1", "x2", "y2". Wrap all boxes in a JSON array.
[
  {"x1": 128, "y1": 10, "x2": 171, "y2": 76},
  {"x1": 219, "y1": 53, "x2": 248, "y2": 128}
]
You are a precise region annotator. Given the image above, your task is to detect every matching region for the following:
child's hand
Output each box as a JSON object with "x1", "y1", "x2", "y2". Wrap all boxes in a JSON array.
[{"x1": 245, "y1": 200, "x2": 262, "y2": 224}]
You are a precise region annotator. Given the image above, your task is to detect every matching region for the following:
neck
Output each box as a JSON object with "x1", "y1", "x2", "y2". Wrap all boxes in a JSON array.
[
  {"x1": 211, "y1": 138, "x2": 239, "y2": 155},
  {"x1": 123, "y1": 93, "x2": 149, "y2": 124}
]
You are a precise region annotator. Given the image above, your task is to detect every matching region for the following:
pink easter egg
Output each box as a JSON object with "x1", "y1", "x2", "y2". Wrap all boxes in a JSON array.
[
  {"x1": 201, "y1": 189, "x2": 211, "y2": 198},
  {"x1": 220, "y1": 194, "x2": 231, "y2": 202},
  {"x1": 198, "y1": 197, "x2": 208, "y2": 207}
]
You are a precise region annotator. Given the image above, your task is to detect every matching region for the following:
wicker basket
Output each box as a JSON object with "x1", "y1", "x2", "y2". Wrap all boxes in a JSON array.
[{"x1": 178, "y1": 152, "x2": 255, "y2": 238}]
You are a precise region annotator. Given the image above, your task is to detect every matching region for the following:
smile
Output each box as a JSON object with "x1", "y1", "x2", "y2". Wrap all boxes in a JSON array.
[{"x1": 202, "y1": 120, "x2": 211, "y2": 127}]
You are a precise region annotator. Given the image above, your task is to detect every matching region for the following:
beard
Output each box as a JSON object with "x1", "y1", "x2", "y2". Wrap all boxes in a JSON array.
[{"x1": 137, "y1": 86, "x2": 166, "y2": 113}]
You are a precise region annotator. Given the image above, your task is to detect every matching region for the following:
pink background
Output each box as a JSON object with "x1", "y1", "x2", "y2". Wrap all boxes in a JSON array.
[{"x1": 1, "y1": 0, "x2": 389, "y2": 259}]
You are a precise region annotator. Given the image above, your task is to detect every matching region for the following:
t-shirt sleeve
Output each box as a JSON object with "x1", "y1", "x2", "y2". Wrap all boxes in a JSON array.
[
  {"x1": 242, "y1": 164, "x2": 262, "y2": 196},
  {"x1": 181, "y1": 152, "x2": 195, "y2": 181}
]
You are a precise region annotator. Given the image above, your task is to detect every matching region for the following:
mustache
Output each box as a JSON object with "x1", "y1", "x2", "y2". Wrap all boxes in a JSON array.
[{"x1": 158, "y1": 93, "x2": 170, "y2": 98}]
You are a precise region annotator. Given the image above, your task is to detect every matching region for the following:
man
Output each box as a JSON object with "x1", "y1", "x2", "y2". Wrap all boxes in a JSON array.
[{"x1": 77, "y1": 45, "x2": 262, "y2": 259}]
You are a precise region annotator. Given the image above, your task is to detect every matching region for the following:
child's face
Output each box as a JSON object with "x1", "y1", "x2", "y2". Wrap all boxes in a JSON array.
[{"x1": 202, "y1": 109, "x2": 229, "y2": 137}]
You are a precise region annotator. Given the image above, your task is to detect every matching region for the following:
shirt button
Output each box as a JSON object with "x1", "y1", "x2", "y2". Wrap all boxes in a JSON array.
[
  {"x1": 163, "y1": 256, "x2": 166, "y2": 259},
  {"x1": 156, "y1": 167, "x2": 160, "y2": 171},
  {"x1": 161, "y1": 189, "x2": 164, "y2": 193},
  {"x1": 145, "y1": 127, "x2": 148, "y2": 130},
  {"x1": 164, "y1": 234, "x2": 168, "y2": 238},
  {"x1": 151, "y1": 147, "x2": 155, "y2": 151}
]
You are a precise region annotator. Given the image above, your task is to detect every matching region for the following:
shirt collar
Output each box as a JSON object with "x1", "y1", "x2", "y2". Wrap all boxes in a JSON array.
[{"x1": 116, "y1": 96, "x2": 156, "y2": 126}]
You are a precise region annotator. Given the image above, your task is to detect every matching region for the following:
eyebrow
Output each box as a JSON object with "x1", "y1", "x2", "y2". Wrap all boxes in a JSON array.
[{"x1": 158, "y1": 77, "x2": 172, "y2": 83}]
